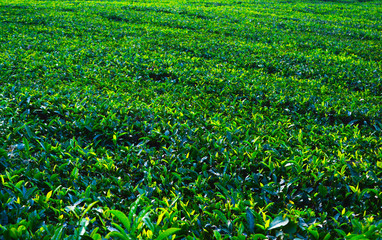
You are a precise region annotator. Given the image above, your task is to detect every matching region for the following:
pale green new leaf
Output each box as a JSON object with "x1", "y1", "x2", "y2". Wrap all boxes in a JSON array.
[{"x1": 155, "y1": 228, "x2": 181, "y2": 240}]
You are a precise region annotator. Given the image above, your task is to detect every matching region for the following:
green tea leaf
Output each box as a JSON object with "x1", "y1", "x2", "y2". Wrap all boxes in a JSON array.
[
  {"x1": 9, "y1": 227, "x2": 18, "y2": 239},
  {"x1": 0, "y1": 148, "x2": 7, "y2": 158},
  {"x1": 105, "y1": 231, "x2": 130, "y2": 240},
  {"x1": 252, "y1": 234, "x2": 267, "y2": 239},
  {"x1": 268, "y1": 216, "x2": 289, "y2": 231},
  {"x1": 213, "y1": 230, "x2": 222, "y2": 240},
  {"x1": 45, "y1": 190, "x2": 52, "y2": 203},
  {"x1": 246, "y1": 208, "x2": 255, "y2": 234},
  {"x1": 155, "y1": 228, "x2": 181, "y2": 240},
  {"x1": 80, "y1": 201, "x2": 99, "y2": 219},
  {"x1": 377, "y1": 161, "x2": 382, "y2": 169},
  {"x1": 109, "y1": 210, "x2": 131, "y2": 232}
]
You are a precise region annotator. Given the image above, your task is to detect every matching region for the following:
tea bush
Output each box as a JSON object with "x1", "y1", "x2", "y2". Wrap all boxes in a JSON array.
[{"x1": 0, "y1": 0, "x2": 381, "y2": 239}]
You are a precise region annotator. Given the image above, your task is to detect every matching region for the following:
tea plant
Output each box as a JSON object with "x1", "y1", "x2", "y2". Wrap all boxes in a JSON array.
[{"x1": 0, "y1": 0, "x2": 381, "y2": 239}]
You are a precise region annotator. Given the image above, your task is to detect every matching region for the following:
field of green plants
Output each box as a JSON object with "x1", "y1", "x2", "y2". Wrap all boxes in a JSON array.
[{"x1": 0, "y1": 0, "x2": 381, "y2": 239}]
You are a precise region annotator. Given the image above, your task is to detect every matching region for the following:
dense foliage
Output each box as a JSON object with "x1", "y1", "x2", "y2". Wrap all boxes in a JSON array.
[{"x1": 0, "y1": 0, "x2": 381, "y2": 239}]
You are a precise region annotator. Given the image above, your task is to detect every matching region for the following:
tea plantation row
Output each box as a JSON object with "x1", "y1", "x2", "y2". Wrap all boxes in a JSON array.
[{"x1": 0, "y1": 0, "x2": 381, "y2": 239}]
